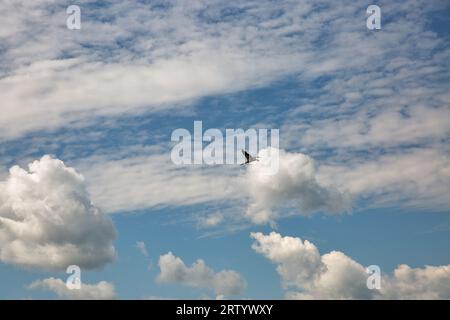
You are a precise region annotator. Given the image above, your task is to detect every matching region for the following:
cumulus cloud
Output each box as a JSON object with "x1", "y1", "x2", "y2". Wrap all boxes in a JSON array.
[
  {"x1": 381, "y1": 264, "x2": 450, "y2": 300},
  {"x1": 251, "y1": 231, "x2": 371, "y2": 299},
  {"x1": 250, "y1": 231, "x2": 325, "y2": 289},
  {"x1": 157, "y1": 252, "x2": 246, "y2": 297},
  {"x1": 251, "y1": 232, "x2": 450, "y2": 299},
  {"x1": 0, "y1": 155, "x2": 116, "y2": 271},
  {"x1": 244, "y1": 148, "x2": 350, "y2": 224},
  {"x1": 29, "y1": 278, "x2": 116, "y2": 300}
]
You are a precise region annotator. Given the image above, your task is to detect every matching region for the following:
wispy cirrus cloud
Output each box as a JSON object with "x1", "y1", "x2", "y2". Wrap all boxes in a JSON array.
[
  {"x1": 317, "y1": 147, "x2": 450, "y2": 210},
  {"x1": 75, "y1": 152, "x2": 241, "y2": 214},
  {"x1": 0, "y1": 0, "x2": 311, "y2": 140},
  {"x1": 3, "y1": 0, "x2": 447, "y2": 142}
]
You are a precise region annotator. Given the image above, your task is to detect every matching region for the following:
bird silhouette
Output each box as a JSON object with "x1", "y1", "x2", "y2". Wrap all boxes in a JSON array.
[{"x1": 241, "y1": 150, "x2": 259, "y2": 165}]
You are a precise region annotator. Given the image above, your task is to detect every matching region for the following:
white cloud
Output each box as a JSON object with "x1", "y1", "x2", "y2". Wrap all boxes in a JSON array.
[
  {"x1": 251, "y1": 231, "x2": 370, "y2": 299},
  {"x1": 0, "y1": 53, "x2": 294, "y2": 139},
  {"x1": 157, "y1": 252, "x2": 246, "y2": 297},
  {"x1": 198, "y1": 212, "x2": 225, "y2": 228},
  {"x1": 250, "y1": 231, "x2": 324, "y2": 289},
  {"x1": 275, "y1": 1, "x2": 450, "y2": 213},
  {"x1": 76, "y1": 153, "x2": 240, "y2": 214},
  {"x1": 381, "y1": 264, "x2": 450, "y2": 300},
  {"x1": 136, "y1": 241, "x2": 149, "y2": 257},
  {"x1": 318, "y1": 148, "x2": 450, "y2": 209},
  {"x1": 251, "y1": 232, "x2": 450, "y2": 299},
  {"x1": 244, "y1": 148, "x2": 350, "y2": 224},
  {"x1": 299, "y1": 105, "x2": 450, "y2": 150},
  {"x1": 0, "y1": 155, "x2": 116, "y2": 271},
  {"x1": 29, "y1": 278, "x2": 116, "y2": 300},
  {"x1": 3, "y1": 0, "x2": 444, "y2": 141}
]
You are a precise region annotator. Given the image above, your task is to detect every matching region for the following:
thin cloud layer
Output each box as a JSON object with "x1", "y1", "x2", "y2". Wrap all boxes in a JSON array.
[
  {"x1": 76, "y1": 153, "x2": 240, "y2": 214},
  {"x1": 29, "y1": 278, "x2": 116, "y2": 300},
  {"x1": 251, "y1": 232, "x2": 450, "y2": 299},
  {"x1": 0, "y1": 156, "x2": 116, "y2": 271},
  {"x1": 318, "y1": 148, "x2": 450, "y2": 209},
  {"x1": 157, "y1": 252, "x2": 246, "y2": 297}
]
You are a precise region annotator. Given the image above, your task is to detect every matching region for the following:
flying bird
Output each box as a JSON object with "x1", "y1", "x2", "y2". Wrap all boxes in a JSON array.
[{"x1": 241, "y1": 150, "x2": 258, "y2": 165}]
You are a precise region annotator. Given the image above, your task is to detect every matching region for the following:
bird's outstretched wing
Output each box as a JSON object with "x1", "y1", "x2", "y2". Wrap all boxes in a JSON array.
[{"x1": 242, "y1": 150, "x2": 250, "y2": 162}]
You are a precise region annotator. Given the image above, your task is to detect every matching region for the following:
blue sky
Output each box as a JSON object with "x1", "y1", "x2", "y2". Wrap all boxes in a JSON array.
[{"x1": 0, "y1": 0, "x2": 449, "y2": 299}]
